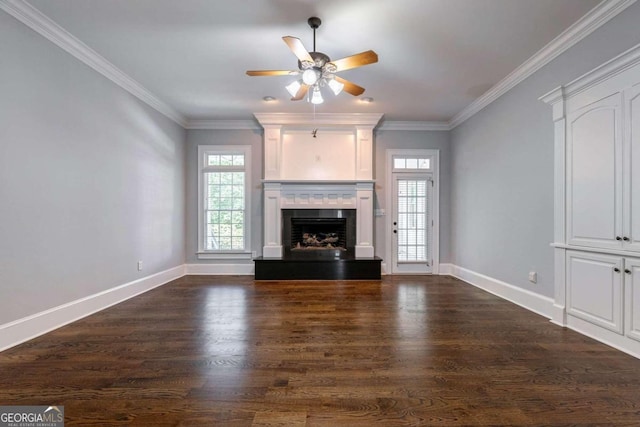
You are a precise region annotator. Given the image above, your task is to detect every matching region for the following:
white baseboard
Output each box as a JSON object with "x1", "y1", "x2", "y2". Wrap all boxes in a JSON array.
[
  {"x1": 0, "y1": 265, "x2": 185, "y2": 352},
  {"x1": 439, "y1": 263, "x2": 454, "y2": 275},
  {"x1": 448, "y1": 264, "x2": 554, "y2": 319},
  {"x1": 185, "y1": 263, "x2": 254, "y2": 275},
  {"x1": 566, "y1": 315, "x2": 640, "y2": 360}
]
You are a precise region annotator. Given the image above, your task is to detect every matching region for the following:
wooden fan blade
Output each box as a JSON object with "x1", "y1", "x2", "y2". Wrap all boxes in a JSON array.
[
  {"x1": 246, "y1": 70, "x2": 296, "y2": 76},
  {"x1": 334, "y1": 76, "x2": 365, "y2": 96},
  {"x1": 331, "y1": 50, "x2": 378, "y2": 72},
  {"x1": 283, "y1": 36, "x2": 313, "y2": 63},
  {"x1": 291, "y1": 84, "x2": 310, "y2": 101}
]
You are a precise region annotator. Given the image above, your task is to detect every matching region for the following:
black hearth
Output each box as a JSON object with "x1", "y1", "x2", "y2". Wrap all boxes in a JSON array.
[{"x1": 254, "y1": 208, "x2": 381, "y2": 280}]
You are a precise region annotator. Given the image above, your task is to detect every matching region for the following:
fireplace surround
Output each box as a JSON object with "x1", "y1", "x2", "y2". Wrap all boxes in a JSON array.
[{"x1": 253, "y1": 113, "x2": 382, "y2": 279}]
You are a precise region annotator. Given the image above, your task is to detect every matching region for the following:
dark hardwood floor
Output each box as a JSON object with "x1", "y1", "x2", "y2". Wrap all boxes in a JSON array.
[{"x1": 1, "y1": 275, "x2": 640, "y2": 426}]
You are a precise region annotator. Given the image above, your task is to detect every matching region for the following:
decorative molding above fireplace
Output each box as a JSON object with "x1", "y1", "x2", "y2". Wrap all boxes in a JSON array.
[
  {"x1": 255, "y1": 113, "x2": 382, "y2": 259},
  {"x1": 255, "y1": 113, "x2": 383, "y2": 182}
]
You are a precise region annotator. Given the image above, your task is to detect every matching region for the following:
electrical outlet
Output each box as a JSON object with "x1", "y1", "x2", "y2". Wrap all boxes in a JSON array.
[
  {"x1": 137, "y1": 261, "x2": 143, "y2": 271},
  {"x1": 528, "y1": 271, "x2": 537, "y2": 283}
]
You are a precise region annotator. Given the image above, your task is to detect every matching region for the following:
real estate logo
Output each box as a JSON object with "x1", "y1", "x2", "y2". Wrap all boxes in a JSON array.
[{"x1": 0, "y1": 406, "x2": 64, "y2": 427}]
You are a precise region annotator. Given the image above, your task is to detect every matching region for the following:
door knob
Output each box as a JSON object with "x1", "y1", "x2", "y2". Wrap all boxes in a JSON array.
[
  {"x1": 623, "y1": 237, "x2": 630, "y2": 241},
  {"x1": 625, "y1": 269, "x2": 632, "y2": 274},
  {"x1": 614, "y1": 267, "x2": 620, "y2": 273},
  {"x1": 393, "y1": 230, "x2": 397, "y2": 234},
  {"x1": 616, "y1": 236, "x2": 622, "y2": 241}
]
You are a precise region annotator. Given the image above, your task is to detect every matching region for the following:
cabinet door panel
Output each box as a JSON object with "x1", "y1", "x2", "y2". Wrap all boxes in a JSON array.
[
  {"x1": 566, "y1": 93, "x2": 622, "y2": 249},
  {"x1": 625, "y1": 258, "x2": 640, "y2": 342},
  {"x1": 566, "y1": 251, "x2": 623, "y2": 334},
  {"x1": 624, "y1": 85, "x2": 640, "y2": 251}
]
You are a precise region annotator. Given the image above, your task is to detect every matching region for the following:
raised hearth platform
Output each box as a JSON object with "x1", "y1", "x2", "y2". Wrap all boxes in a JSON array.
[{"x1": 254, "y1": 253, "x2": 382, "y2": 280}]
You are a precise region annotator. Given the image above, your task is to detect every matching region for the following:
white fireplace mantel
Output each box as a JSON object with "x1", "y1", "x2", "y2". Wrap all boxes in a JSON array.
[
  {"x1": 255, "y1": 113, "x2": 383, "y2": 259},
  {"x1": 262, "y1": 180, "x2": 375, "y2": 258}
]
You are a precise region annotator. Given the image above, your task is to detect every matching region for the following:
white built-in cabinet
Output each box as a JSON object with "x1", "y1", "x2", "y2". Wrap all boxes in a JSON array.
[
  {"x1": 542, "y1": 43, "x2": 640, "y2": 358},
  {"x1": 566, "y1": 83, "x2": 640, "y2": 252}
]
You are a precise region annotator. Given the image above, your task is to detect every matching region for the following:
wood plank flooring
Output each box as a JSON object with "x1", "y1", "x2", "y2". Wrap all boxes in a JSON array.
[{"x1": 1, "y1": 275, "x2": 640, "y2": 426}]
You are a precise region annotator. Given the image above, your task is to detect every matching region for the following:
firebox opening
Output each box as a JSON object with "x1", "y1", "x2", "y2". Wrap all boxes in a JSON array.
[
  {"x1": 282, "y1": 209, "x2": 356, "y2": 257},
  {"x1": 291, "y1": 218, "x2": 347, "y2": 251}
]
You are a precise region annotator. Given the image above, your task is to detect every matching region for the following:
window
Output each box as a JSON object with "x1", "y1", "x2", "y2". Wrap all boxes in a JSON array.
[
  {"x1": 198, "y1": 145, "x2": 251, "y2": 259},
  {"x1": 393, "y1": 156, "x2": 431, "y2": 171}
]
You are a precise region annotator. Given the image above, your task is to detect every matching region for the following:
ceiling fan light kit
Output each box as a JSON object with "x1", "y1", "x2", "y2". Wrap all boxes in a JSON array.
[
  {"x1": 246, "y1": 16, "x2": 378, "y2": 105},
  {"x1": 285, "y1": 80, "x2": 302, "y2": 98}
]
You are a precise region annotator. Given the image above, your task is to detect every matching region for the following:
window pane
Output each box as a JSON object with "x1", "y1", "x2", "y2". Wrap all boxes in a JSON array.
[
  {"x1": 396, "y1": 178, "x2": 428, "y2": 262},
  {"x1": 394, "y1": 158, "x2": 406, "y2": 169},
  {"x1": 232, "y1": 197, "x2": 244, "y2": 210},
  {"x1": 394, "y1": 156, "x2": 431, "y2": 170},
  {"x1": 203, "y1": 166, "x2": 246, "y2": 251},
  {"x1": 232, "y1": 155, "x2": 244, "y2": 166},
  {"x1": 208, "y1": 172, "x2": 221, "y2": 184},
  {"x1": 232, "y1": 237, "x2": 244, "y2": 249},
  {"x1": 207, "y1": 155, "x2": 220, "y2": 166},
  {"x1": 232, "y1": 211, "x2": 243, "y2": 224}
]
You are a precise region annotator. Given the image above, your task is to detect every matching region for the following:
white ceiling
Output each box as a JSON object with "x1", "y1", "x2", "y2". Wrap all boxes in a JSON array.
[{"x1": 23, "y1": 0, "x2": 602, "y2": 123}]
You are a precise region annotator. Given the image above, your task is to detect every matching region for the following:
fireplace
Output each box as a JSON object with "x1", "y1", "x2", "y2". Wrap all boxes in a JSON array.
[
  {"x1": 282, "y1": 209, "x2": 356, "y2": 256},
  {"x1": 253, "y1": 113, "x2": 382, "y2": 279},
  {"x1": 256, "y1": 207, "x2": 379, "y2": 280}
]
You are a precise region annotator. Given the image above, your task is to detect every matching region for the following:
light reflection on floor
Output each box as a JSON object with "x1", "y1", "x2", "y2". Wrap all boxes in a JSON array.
[{"x1": 202, "y1": 285, "x2": 249, "y2": 388}]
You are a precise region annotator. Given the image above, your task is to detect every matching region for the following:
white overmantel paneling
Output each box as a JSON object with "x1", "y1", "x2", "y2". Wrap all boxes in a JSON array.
[
  {"x1": 255, "y1": 113, "x2": 383, "y2": 182},
  {"x1": 255, "y1": 113, "x2": 382, "y2": 259}
]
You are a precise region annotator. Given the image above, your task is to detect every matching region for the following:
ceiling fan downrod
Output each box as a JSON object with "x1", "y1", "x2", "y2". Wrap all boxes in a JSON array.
[{"x1": 308, "y1": 17, "x2": 321, "y2": 52}]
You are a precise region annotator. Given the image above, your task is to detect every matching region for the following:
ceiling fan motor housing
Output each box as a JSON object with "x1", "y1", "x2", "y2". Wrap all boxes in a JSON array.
[{"x1": 298, "y1": 51, "x2": 331, "y2": 70}]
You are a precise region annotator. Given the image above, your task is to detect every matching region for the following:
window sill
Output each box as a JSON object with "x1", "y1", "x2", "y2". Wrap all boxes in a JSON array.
[{"x1": 197, "y1": 251, "x2": 254, "y2": 260}]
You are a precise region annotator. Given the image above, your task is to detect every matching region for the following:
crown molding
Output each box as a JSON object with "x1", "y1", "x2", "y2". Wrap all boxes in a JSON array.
[
  {"x1": 377, "y1": 121, "x2": 451, "y2": 131},
  {"x1": 185, "y1": 119, "x2": 260, "y2": 130},
  {"x1": 449, "y1": 0, "x2": 637, "y2": 129},
  {"x1": 0, "y1": 0, "x2": 188, "y2": 127},
  {"x1": 186, "y1": 118, "x2": 449, "y2": 131},
  {"x1": 253, "y1": 113, "x2": 384, "y2": 128}
]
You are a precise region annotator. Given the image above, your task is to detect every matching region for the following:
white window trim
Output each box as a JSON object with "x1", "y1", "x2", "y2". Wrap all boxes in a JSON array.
[{"x1": 197, "y1": 145, "x2": 252, "y2": 260}]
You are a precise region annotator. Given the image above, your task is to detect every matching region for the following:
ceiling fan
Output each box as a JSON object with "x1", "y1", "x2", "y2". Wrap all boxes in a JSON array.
[{"x1": 246, "y1": 17, "x2": 378, "y2": 104}]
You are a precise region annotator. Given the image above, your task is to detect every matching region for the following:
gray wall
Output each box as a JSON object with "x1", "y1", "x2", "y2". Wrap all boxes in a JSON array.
[
  {"x1": 0, "y1": 11, "x2": 186, "y2": 324},
  {"x1": 185, "y1": 129, "x2": 264, "y2": 264},
  {"x1": 373, "y1": 130, "x2": 451, "y2": 264},
  {"x1": 450, "y1": 2, "x2": 640, "y2": 297}
]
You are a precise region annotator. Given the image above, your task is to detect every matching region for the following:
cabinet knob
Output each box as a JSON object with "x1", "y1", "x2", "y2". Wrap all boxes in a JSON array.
[
  {"x1": 616, "y1": 236, "x2": 622, "y2": 241},
  {"x1": 614, "y1": 267, "x2": 620, "y2": 273},
  {"x1": 625, "y1": 269, "x2": 632, "y2": 274},
  {"x1": 623, "y1": 237, "x2": 630, "y2": 241},
  {"x1": 393, "y1": 230, "x2": 397, "y2": 234}
]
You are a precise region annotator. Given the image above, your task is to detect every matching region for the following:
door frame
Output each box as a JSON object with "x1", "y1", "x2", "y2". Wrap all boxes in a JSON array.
[{"x1": 385, "y1": 149, "x2": 440, "y2": 274}]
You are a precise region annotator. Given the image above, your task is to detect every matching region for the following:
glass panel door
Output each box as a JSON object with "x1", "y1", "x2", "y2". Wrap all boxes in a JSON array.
[{"x1": 392, "y1": 174, "x2": 432, "y2": 273}]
